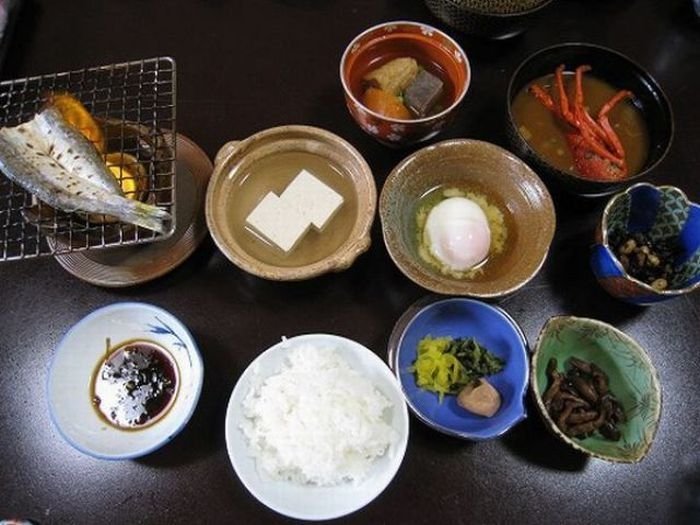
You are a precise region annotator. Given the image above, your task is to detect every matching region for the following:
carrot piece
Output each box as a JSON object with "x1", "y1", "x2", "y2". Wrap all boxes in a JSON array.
[{"x1": 362, "y1": 87, "x2": 412, "y2": 120}]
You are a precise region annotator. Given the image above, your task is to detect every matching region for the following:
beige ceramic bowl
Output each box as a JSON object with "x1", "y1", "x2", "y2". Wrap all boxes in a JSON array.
[
  {"x1": 380, "y1": 139, "x2": 555, "y2": 297},
  {"x1": 206, "y1": 126, "x2": 376, "y2": 280}
]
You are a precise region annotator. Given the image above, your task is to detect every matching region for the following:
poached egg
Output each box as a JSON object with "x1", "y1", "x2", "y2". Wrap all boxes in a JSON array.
[{"x1": 423, "y1": 196, "x2": 491, "y2": 271}]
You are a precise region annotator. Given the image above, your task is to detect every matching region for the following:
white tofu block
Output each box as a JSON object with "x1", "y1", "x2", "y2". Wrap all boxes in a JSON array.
[
  {"x1": 245, "y1": 192, "x2": 311, "y2": 253},
  {"x1": 280, "y1": 169, "x2": 344, "y2": 230}
]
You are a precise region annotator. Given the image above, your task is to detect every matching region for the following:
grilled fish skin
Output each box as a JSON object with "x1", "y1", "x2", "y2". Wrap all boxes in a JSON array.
[{"x1": 0, "y1": 108, "x2": 171, "y2": 233}]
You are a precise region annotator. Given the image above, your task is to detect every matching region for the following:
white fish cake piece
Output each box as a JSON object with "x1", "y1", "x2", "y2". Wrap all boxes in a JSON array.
[
  {"x1": 281, "y1": 169, "x2": 344, "y2": 230},
  {"x1": 245, "y1": 192, "x2": 311, "y2": 253}
]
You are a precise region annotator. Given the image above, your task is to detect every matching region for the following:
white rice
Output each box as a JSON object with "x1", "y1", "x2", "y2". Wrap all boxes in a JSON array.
[{"x1": 240, "y1": 342, "x2": 396, "y2": 486}]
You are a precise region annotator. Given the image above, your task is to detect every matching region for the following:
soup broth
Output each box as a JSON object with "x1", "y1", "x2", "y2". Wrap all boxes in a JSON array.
[
  {"x1": 350, "y1": 39, "x2": 456, "y2": 118},
  {"x1": 227, "y1": 151, "x2": 358, "y2": 267},
  {"x1": 511, "y1": 72, "x2": 649, "y2": 178}
]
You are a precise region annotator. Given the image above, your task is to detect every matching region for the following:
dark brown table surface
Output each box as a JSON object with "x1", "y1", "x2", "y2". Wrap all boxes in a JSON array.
[{"x1": 2, "y1": 1, "x2": 700, "y2": 523}]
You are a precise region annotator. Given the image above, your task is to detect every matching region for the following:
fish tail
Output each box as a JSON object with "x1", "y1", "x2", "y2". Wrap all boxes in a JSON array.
[
  {"x1": 99, "y1": 197, "x2": 172, "y2": 233},
  {"x1": 125, "y1": 200, "x2": 172, "y2": 234}
]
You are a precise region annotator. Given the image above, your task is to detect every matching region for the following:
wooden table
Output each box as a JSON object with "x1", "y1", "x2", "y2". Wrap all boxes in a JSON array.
[{"x1": 1, "y1": 1, "x2": 699, "y2": 523}]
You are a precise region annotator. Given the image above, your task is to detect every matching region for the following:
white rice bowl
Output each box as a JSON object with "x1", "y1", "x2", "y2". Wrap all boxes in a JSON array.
[{"x1": 225, "y1": 334, "x2": 409, "y2": 520}]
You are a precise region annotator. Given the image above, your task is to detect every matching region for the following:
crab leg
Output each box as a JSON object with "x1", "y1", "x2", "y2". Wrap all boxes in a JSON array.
[
  {"x1": 529, "y1": 76, "x2": 624, "y2": 168},
  {"x1": 555, "y1": 65, "x2": 577, "y2": 127},
  {"x1": 569, "y1": 64, "x2": 625, "y2": 168},
  {"x1": 598, "y1": 90, "x2": 634, "y2": 159},
  {"x1": 528, "y1": 84, "x2": 556, "y2": 111},
  {"x1": 573, "y1": 65, "x2": 610, "y2": 143}
]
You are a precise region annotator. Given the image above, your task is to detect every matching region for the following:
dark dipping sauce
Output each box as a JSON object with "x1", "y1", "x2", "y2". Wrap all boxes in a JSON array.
[{"x1": 92, "y1": 339, "x2": 179, "y2": 430}]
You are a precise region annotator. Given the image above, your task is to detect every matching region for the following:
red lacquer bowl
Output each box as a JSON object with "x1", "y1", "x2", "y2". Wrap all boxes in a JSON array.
[{"x1": 340, "y1": 21, "x2": 471, "y2": 147}]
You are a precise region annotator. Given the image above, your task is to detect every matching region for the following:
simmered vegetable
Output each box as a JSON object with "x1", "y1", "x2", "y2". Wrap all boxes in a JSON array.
[
  {"x1": 362, "y1": 87, "x2": 412, "y2": 120},
  {"x1": 363, "y1": 57, "x2": 418, "y2": 95}
]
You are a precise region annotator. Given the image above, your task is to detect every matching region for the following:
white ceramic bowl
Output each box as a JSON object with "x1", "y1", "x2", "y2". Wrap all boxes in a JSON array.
[
  {"x1": 225, "y1": 333, "x2": 409, "y2": 521},
  {"x1": 48, "y1": 302, "x2": 204, "y2": 460}
]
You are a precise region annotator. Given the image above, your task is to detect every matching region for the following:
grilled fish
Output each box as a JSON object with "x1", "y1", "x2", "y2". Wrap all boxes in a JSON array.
[{"x1": 0, "y1": 107, "x2": 171, "y2": 233}]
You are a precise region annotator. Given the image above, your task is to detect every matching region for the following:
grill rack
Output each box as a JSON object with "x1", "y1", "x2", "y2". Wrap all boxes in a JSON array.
[{"x1": 0, "y1": 56, "x2": 177, "y2": 261}]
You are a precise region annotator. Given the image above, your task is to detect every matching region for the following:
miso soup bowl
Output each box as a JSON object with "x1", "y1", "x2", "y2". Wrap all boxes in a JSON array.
[
  {"x1": 506, "y1": 43, "x2": 673, "y2": 197},
  {"x1": 340, "y1": 21, "x2": 471, "y2": 147},
  {"x1": 205, "y1": 126, "x2": 376, "y2": 280}
]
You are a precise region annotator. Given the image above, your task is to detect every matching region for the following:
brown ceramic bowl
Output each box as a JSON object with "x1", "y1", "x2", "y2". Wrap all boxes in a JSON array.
[
  {"x1": 205, "y1": 126, "x2": 376, "y2": 280},
  {"x1": 379, "y1": 139, "x2": 555, "y2": 297},
  {"x1": 340, "y1": 21, "x2": 470, "y2": 147}
]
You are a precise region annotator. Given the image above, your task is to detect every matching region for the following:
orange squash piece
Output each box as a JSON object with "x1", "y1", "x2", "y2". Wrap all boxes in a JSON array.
[{"x1": 362, "y1": 87, "x2": 412, "y2": 120}]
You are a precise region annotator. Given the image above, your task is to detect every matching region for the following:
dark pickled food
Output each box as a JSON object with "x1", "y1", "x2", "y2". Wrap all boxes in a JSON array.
[
  {"x1": 542, "y1": 357, "x2": 625, "y2": 441},
  {"x1": 611, "y1": 231, "x2": 680, "y2": 291},
  {"x1": 92, "y1": 340, "x2": 178, "y2": 429}
]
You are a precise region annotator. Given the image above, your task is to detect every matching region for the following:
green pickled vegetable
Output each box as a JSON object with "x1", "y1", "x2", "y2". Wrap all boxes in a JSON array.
[{"x1": 410, "y1": 336, "x2": 505, "y2": 401}]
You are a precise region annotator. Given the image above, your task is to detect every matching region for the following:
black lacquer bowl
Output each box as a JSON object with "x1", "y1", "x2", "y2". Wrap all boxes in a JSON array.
[
  {"x1": 506, "y1": 43, "x2": 674, "y2": 197},
  {"x1": 424, "y1": 0, "x2": 555, "y2": 40}
]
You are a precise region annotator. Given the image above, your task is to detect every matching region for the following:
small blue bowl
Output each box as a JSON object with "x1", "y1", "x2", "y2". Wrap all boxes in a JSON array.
[
  {"x1": 387, "y1": 297, "x2": 529, "y2": 440},
  {"x1": 591, "y1": 183, "x2": 700, "y2": 305}
]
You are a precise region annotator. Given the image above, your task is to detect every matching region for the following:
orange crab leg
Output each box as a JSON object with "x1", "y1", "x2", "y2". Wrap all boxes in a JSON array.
[
  {"x1": 598, "y1": 90, "x2": 634, "y2": 159},
  {"x1": 569, "y1": 64, "x2": 625, "y2": 167},
  {"x1": 573, "y1": 64, "x2": 609, "y2": 143},
  {"x1": 574, "y1": 125, "x2": 625, "y2": 167},
  {"x1": 529, "y1": 74, "x2": 623, "y2": 168},
  {"x1": 528, "y1": 84, "x2": 556, "y2": 111},
  {"x1": 555, "y1": 64, "x2": 577, "y2": 127}
]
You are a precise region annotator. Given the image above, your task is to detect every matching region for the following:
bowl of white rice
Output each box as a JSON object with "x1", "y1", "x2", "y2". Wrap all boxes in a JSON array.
[{"x1": 225, "y1": 333, "x2": 410, "y2": 521}]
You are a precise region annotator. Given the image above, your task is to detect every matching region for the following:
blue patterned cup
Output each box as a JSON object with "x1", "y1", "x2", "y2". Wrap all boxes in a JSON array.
[{"x1": 591, "y1": 183, "x2": 700, "y2": 305}]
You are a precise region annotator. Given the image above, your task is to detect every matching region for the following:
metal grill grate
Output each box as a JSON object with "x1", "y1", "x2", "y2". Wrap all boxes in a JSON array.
[{"x1": 0, "y1": 56, "x2": 177, "y2": 261}]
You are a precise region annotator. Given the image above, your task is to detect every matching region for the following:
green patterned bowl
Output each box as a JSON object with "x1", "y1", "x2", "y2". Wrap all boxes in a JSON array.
[{"x1": 531, "y1": 316, "x2": 662, "y2": 463}]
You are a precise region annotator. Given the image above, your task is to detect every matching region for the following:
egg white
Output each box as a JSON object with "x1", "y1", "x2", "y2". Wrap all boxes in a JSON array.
[{"x1": 423, "y1": 197, "x2": 491, "y2": 271}]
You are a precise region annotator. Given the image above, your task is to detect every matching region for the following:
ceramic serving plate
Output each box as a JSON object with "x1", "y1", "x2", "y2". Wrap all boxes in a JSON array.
[
  {"x1": 388, "y1": 297, "x2": 529, "y2": 440},
  {"x1": 54, "y1": 134, "x2": 213, "y2": 287},
  {"x1": 225, "y1": 333, "x2": 409, "y2": 521},
  {"x1": 47, "y1": 302, "x2": 204, "y2": 460}
]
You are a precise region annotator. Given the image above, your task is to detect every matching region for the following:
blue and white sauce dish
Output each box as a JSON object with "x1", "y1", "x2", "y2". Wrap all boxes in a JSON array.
[
  {"x1": 387, "y1": 297, "x2": 529, "y2": 440},
  {"x1": 591, "y1": 183, "x2": 700, "y2": 305},
  {"x1": 48, "y1": 302, "x2": 204, "y2": 460}
]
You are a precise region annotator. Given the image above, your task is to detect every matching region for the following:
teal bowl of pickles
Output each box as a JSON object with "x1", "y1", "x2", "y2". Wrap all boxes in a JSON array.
[{"x1": 531, "y1": 316, "x2": 662, "y2": 463}]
